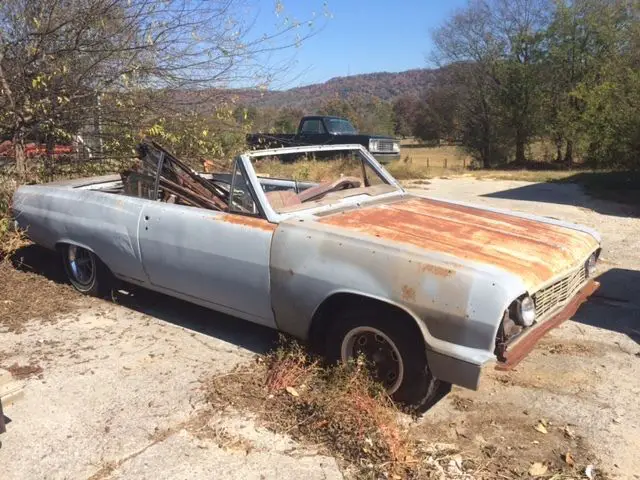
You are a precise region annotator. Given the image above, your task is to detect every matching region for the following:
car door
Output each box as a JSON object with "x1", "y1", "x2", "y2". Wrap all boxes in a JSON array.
[{"x1": 137, "y1": 159, "x2": 276, "y2": 327}]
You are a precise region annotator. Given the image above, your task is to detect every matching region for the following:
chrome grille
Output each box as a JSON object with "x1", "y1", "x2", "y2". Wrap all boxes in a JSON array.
[
  {"x1": 377, "y1": 140, "x2": 395, "y2": 152},
  {"x1": 533, "y1": 266, "x2": 586, "y2": 319}
]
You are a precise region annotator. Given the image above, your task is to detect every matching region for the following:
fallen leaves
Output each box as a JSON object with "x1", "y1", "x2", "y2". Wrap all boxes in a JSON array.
[
  {"x1": 285, "y1": 386, "x2": 299, "y2": 397},
  {"x1": 528, "y1": 462, "x2": 548, "y2": 476},
  {"x1": 534, "y1": 422, "x2": 548, "y2": 434},
  {"x1": 563, "y1": 451, "x2": 575, "y2": 466}
]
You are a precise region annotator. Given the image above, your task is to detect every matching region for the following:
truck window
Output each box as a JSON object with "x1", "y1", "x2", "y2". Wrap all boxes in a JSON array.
[
  {"x1": 300, "y1": 119, "x2": 325, "y2": 134},
  {"x1": 325, "y1": 118, "x2": 357, "y2": 135}
]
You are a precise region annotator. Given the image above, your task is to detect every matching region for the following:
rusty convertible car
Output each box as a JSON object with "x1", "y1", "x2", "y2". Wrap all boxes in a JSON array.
[{"x1": 12, "y1": 143, "x2": 601, "y2": 408}]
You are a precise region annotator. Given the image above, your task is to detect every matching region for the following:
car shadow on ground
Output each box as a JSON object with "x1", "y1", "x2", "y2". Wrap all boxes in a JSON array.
[
  {"x1": 573, "y1": 268, "x2": 640, "y2": 346},
  {"x1": 481, "y1": 173, "x2": 639, "y2": 219},
  {"x1": 10, "y1": 244, "x2": 454, "y2": 411},
  {"x1": 10, "y1": 245, "x2": 279, "y2": 356},
  {"x1": 113, "y1": 288, "x2": 280, "y2": 355}
]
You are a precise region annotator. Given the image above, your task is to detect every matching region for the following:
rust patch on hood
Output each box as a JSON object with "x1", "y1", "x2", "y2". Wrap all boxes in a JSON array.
[
  {"x1": 319, "y1": 196, "x2": 599, "y2": 292},
  {"x1": 209, "y1": 214, "x2": 276, "y2": 231}
]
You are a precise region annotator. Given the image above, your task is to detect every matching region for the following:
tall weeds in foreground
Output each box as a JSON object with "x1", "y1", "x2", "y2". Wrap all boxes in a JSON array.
[
  {"x1": 0, "y1": 174, "x2": 28, "y2": 260},
  {"x1": 206, "y1": 340, "x2": 418, "y2": 479},
  {"x1": 206, "y1": 340, "x2": 605, "y2": 479}
]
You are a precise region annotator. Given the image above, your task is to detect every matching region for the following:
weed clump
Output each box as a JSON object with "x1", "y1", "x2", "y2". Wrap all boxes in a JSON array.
[
  {"x1": 206, "y1": 340, "x2": 418, "y2": 478},
  {"x1": 0, "y1": 175, "x2": 28, "y2": 260}
]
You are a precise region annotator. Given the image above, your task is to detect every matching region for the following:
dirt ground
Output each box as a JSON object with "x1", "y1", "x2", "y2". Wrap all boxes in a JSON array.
[{"x1": 1, "y1": 177, "x2": 639, "y2": 479}]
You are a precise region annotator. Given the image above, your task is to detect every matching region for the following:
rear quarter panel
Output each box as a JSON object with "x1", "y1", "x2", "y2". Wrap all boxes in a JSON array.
[{"x1": 13, "y1": 185, "x2": 148, "y2": 282}]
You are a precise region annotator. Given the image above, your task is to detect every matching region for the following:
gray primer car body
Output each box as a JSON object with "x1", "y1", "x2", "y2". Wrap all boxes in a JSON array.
[{"x1": 12, "y1": 144, "x2": 601, "y2": 390}]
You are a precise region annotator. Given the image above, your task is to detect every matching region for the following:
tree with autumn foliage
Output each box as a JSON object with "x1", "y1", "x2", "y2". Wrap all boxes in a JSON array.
[{"x1": 0, "y1": 0, "x2": 322, "y2": 176}]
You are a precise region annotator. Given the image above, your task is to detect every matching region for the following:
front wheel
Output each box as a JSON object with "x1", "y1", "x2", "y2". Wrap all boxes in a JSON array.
[
  {"x1": 62, "y1": 245, "x2": 112, "y2": 297},
  {"x1": 326, "y1": 307, "x2": 442, "y2": 409}
]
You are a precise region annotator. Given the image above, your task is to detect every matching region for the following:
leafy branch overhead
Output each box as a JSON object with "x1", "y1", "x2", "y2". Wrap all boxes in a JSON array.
[{"x1": 0, "y1": 0, "x2": 323, "y2": 174}]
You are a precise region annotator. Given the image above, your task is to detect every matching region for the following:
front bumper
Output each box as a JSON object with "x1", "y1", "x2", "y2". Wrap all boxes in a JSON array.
[
  {"x1": 372, "y1": 153, "x2": 401, "y2": 164},
  {"x1": 496, "y1": 279, "x2": 599, "y2": 370}
]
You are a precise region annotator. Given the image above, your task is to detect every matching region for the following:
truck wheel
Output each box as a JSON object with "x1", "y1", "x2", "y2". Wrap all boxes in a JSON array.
[
  {"x1": 62, "y1": 245, "x2": 112, "y2": 297},
  {"x1": 326, "y1": 307, "x2": 442, "y2": 410}
]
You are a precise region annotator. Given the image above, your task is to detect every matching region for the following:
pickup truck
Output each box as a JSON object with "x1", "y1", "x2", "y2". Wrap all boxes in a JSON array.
[
  {"x1": 12, "y1": 142, "x2": 601, "y2": 409},
  {"x1": 246, "y1": 115, "x2": 401, "y2": 163}
]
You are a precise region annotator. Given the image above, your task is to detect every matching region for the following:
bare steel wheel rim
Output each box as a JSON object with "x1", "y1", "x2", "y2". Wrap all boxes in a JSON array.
[
  {"x1": 67, "y1": 246, "x2": 95, "y2": 287},
  {"x1": 340, "y1": 326, "x2": 404, "y2": 394}
]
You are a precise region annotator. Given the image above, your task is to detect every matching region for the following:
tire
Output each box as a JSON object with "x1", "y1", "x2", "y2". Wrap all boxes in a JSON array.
[
  {"x1": 325, "y1": 306, "x2": 442, "y2": 410},
  {"x1": 62, "y1": 245, "x2": 113, "y2": 297}
]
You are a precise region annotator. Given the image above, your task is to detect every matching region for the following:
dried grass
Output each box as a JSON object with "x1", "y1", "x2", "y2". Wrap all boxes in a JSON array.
[
  {"x1": 0, "y1": 248, "x2": 84, "y2": 333},
  {"x1": 0, "y1": 175, "x2": 29, "y2": 261},
  {"x1": 207, "y1": 340, "x2": 424, "y2": 479},
  {"x1": 251, "y1": 150, "x2": 466, "y2": 184},
  {"x1": 206, "y1": 339, "x2": 609, "y2": 479},
  {"x1": 253, "y1": 156, "x2": 362, "y2": 183}
]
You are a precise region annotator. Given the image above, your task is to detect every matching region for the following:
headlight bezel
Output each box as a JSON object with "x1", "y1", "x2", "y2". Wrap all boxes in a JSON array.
[
  {"x1": 514, "y1": 295, "x2": 536, "y2": 327},
  {"x1": 368, "y1": 139, "x2": 379, "y2": 152}
]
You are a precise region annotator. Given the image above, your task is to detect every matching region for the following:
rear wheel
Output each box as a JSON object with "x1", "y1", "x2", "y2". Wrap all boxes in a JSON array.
[
  {"x1": 62, "y1": 245, "x2": 112, "y2": 297},
  {"x1": 326, "y1": 306, "x2": 442, "y2": 409}
]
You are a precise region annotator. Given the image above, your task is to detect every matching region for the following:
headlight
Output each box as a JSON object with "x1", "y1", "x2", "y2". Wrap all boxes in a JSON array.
[
  {"x1": 515, "y1": 295, "x2": 536, "y2": 327},
  {"x1": 585, "y1": 253, "x2": 597, "y2": 277},
  {"x1": 369, "y1": 139, "x2": 379, "y2": 152},
  {"x1": 392, "y1": 142, "x2": 400, "y2": 153}
]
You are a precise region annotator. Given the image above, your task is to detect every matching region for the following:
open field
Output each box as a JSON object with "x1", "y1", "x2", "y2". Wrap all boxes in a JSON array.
[
  {"x1": 399, "y1": 139, "x2": 472, "y2": 168},
  {"x1": 391, "y1": 141, "x2": 640, "y2": 210},
  {"x1": 390, "y1": 141, "x2": 583, "y2": 180},
  {"x1": 387, "y1": 141, "x2": 471, "y2": 179},
  {"x1": 1, "y1": 177, "x2": 639, "y2": 479}
]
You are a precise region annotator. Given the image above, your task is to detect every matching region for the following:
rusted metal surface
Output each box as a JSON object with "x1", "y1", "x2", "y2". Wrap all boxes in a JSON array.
[
  {"x1": 419, "y1": 263, "x2": 454, "y2": 277},
  {"x1": 401, "y1": 285, "x2": 416, "y2": 302},
  {"x1": 125, "y1": 141, "x2": 229, "y2": 211},
  {"x1": 214, "y1": 214, "x2": 276, "y2": 231},
  {"x1": 496, "y1": 280, "x2": 600, "y2": 370},
  {"x1": 319, "y1": 197, "x2": 599, "y2": 292}
]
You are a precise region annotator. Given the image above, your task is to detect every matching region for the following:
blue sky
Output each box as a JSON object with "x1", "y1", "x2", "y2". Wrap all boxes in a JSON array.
[{"x1": 251, "y1": 0, "x2": 467, "y2": 88}]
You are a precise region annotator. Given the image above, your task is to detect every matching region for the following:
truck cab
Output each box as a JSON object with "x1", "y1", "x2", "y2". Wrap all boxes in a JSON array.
[
  {"x1": 296, "y1": 116, "x2": 400, "y2": 163},
  {"x1": 246, "y1": 115, "x2": 401, "y2": 163}
]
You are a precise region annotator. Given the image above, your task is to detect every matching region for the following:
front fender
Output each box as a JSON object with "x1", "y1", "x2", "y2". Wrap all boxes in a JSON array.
[{"x1": 270, "y1": 220, "x2": 526, "y2": 367}]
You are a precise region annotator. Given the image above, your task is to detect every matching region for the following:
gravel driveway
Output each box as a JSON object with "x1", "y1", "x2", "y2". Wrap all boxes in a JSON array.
[
  {"x1": 1, "y1": 177, "x2": 638, "y2": 479},
  {"x1": 408, "y1": 178, "x2": 640, "y2": 479}
]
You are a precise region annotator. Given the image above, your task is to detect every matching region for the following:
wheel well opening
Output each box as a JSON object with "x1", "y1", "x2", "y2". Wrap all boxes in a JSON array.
[
  {"x1": 308, "y1": 292, "x2": 426, "y2": 353},
  {"x1": 55, "y1": 242, "x2": 113, "y2": 276}
]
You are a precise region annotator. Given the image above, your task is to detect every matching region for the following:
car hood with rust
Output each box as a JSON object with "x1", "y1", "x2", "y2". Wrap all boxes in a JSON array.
[{"x1": 316, "y1": 195, "x2": 600, "y2": 293}]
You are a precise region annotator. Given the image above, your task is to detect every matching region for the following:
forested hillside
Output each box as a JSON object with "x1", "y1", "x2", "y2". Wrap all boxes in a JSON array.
[
  {"x1": 1, "y1": 0, "x2": 638, "y2": 171},
  {"x1": 228, "y1": 0, "x2": 640, "y2": 170}
]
